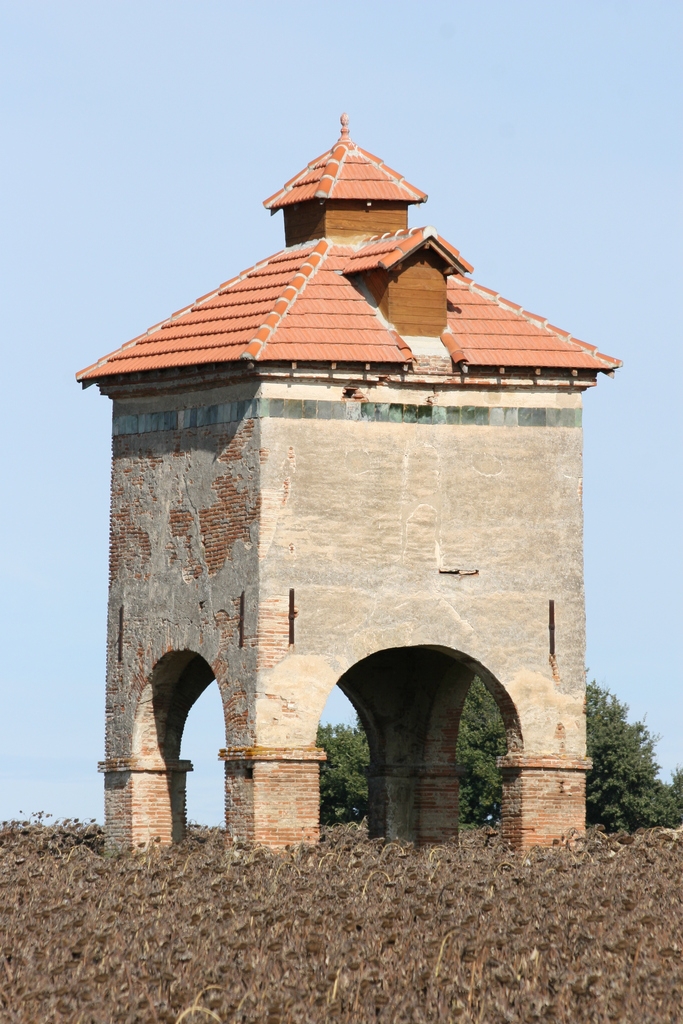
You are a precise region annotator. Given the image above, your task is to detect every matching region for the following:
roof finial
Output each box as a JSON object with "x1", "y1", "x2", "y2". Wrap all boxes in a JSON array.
[{"x1": 339, "y1": 112, "x2": 350, "y2": 141}]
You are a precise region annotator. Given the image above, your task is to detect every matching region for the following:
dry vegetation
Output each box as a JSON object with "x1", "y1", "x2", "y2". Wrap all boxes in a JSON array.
[{"x1": 0, "y1": 819, "x2": 681, "y2": 1023}]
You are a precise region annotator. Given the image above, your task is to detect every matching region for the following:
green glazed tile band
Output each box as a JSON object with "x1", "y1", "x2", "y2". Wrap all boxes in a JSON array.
[{"x1": 113, "y1": 399, "x2": 581, "y2": 436}]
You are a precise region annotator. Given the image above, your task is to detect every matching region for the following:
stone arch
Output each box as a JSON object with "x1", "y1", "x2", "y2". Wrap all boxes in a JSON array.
[
  {"x1": 130, "y1": 650, "x2": 218, "y2": 846},
  {"x1": 335, "y1": 644, "x2": 523, "y2": 845}
]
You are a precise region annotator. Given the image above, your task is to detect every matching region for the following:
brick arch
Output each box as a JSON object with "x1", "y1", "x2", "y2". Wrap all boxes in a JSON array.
[
  {"x1": 129, "y1": 649, "x2": 218, "y2": 845},
  {"x1": 132, "y1": 650, "x2": 216, "y2": 764},
  {"x1": 335, "y1": 644, "x2": 523, "y2": 845},
  {"x1": 420, "y1": 645, "x2": 523, "y2": 756}
]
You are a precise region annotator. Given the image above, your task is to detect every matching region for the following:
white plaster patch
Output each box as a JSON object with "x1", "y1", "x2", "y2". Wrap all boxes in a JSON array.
[
  {"x1": 471, "y1": 452, "x2": 503, "y2": 477},
  {"x1": 345, "y1": 595, "x2": 476, "y2": 663},
  {"x1": 402, "y1": 336, "x2": 449, "y2": 357},
  {"x1": 345, "y1": 449, "x2": 372, "y2": 475},
  {"x1": 256, "y1": 655, "x2": 339, "y2": 747},
  {"x1": 259, "y1": 489, "x2": 284, "y2": 561},
  {"x1": 404, "y1": 503, "x2": 438, "y2": 567},
  {"x1": 505, "y1": 669, "x2": 585, "y2": 757}
]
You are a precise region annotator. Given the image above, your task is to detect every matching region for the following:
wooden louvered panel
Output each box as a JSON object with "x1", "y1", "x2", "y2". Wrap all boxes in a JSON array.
[
  {"x1": 324, "y1": 200, "x2": 408, "y2": 241},
  {"x1": 363, "y1": 251, "x2": 448, "y2": 335},
  {"x1": 385, "y1": 251, "x2": 447, "y2": 335},
  {"x1": 283, "y1": 200, "x2": 409, "y2": 246},
  {"x1": 284, "y1": 203, "x2": 326, "y2": 247}
]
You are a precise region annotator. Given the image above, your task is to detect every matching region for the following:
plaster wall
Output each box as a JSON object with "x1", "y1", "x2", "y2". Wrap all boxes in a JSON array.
[
  {"x1": 255, "y1": 382, "x2": 587, "y2": 762},
  {"x1": 101, "y1": 375, "x2": 589, "y2": 846}
]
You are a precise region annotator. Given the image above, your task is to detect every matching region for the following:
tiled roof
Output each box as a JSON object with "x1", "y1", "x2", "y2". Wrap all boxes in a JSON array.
[
  {"x1": 447, "y1": 277, "x2": 620, "y2": 370},
  {"x1": 263, "y1": 114, "x2": 427, "y2": 210},
  {"x1": 77, "y1": 241, "x2": 413, "y2": 380},
  {"x1": 344, "y1": 226, "x2": 473, "y2": 276},
  {"x1": 77, "y1": 231, "x2": 620, "y2": 382}
]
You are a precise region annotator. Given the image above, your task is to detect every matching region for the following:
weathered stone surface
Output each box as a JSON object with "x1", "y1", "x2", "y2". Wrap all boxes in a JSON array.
[{"x1": 98, "y1": 376, "x2": 591, "y2": 850}]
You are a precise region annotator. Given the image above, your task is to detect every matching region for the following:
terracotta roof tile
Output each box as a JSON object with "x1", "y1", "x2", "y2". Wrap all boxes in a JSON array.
[
  {"x1": 263, "y1": 114, "x2": 427, "y2": 210},
  {"x1": 77, "y1": 241, "x2": 415, "y2": 380},
  {"x1": 77, "y1": 239, "x2": 621, "y2": 381},
  {"x1": 447, "y1": 277, "x2": 621, "y2": 371}
]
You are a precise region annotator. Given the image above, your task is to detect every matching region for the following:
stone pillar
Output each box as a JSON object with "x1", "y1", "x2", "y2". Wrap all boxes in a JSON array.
[
  {"x1": 416, "y1": 766, "x2": 466, "y2": 846},
  {"x1": 497, "y1": 755, "x2": 591, "y2": 849},
  {"x1": 100, "y1": 758, "x2": 193, "y2": 849},
  {"x1": 367, "y1": 764, "x2": 415, "y2": 842},
  {"x1": 367, "y1": 763, "x2": 465, "y2": 845},
  {"x1": 220, "y1": 747, "x2": 327, "y2": 847}
]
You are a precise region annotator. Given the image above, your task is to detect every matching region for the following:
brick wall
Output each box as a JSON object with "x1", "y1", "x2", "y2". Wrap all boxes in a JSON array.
[
  {"x1": 130, "y1": 771, "x2": 177, "y2": 847},
  {"x1": 499, "y1": 757, "x2": 590, "y2": 848},
  {"x1": 103, "y1": 764, "x2": 192, "y2": 849},
  {"x1": 252, "y1": 762, "x2": 321, "y2": 847},
  {"x1": 223, "y1": 763, "x2": 255, "y2": 844},
  {"x1": 415, "y1": 770, "x2": 464, "y2": 846},
  {"x1": 103, "y1": 771, "x2": 132, "y2": 850},
  {"x1": 221, "y1": 750, "x2": 325, "y2": 848}
]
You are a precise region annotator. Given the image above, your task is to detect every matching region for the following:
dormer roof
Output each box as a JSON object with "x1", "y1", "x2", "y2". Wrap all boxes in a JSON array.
[
  {"x1": 263, "y1": 114, "x2": 427, "y2": 210},
  {"x1": 343, "y1": 226, "x2": 473, "y2": 276}
]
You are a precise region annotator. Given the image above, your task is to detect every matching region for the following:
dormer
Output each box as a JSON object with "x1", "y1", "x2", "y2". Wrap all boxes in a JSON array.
[
  {"x1": 264, "y1": 113, "x2": 427, "y2": 245},
  {"x1": 344, "y1": 226, "x2": 473, "y2": 339}
]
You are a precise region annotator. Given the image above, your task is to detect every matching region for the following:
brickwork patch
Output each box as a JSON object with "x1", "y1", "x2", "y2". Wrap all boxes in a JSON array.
[{"x1": 198, "y1": 420, "x2": 260, "y2": 576}]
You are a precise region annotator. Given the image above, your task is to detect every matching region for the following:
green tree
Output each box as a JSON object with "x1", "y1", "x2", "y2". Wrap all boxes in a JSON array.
[
  {"x1": 670, "y1": 766, "x2": 683, "y2": 817},
  {"x1": 585, "y1": 681, "x2": 683, "y2": 831},
  {"x1": 455, "y1": 677, "x2": 507, "y2": 827},
  {"x1": 316, "y1": 721, "x2": 369, "y2": 825}
]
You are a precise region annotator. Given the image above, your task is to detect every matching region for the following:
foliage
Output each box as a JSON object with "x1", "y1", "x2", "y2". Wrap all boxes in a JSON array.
[
  {"x1": 670, "y1": 765, "x2": 683, "y2": 813},
  {"x1": 585, "y1": 680, "x2": 683, "y2": 831},
  {"x1": 455, "y1": 676, "x2": 507, "y2": 826},
  {"x1": 316, "y1": 720, "x2": 369, "y2": 825},
  {"x1": 1, "y1": 820, "x2": 682, "y2": 1022}
]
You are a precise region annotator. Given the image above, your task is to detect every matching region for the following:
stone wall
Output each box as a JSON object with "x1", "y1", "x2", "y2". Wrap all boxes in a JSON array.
[
  {"x1": 102, "y1": 383, "x2": 262, "y2": 847},
  {"x1": 100, "y1": 375, "x2": 590, "y2": 849}
]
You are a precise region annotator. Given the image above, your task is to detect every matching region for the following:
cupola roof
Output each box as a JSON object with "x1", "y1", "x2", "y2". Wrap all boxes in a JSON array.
[{"x1": 263, "y1": 114, "x2": 427, "y2": 210}]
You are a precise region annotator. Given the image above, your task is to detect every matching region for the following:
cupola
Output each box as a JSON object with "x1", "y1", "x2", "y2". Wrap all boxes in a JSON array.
[{"x1": 263, "y1": 114, "x2": 428, "y2": 245}]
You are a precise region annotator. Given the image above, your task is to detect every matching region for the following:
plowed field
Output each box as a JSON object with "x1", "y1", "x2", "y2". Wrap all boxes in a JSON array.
[{"x1": 0, "y1": 820, "x2": 681, "y2": 1023}]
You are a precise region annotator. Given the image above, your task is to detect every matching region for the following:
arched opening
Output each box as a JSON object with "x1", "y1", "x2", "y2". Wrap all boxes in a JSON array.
[
  {"x1": 317, "y1": 676, "x2": 509, "y2": 832},
  {"x1": 131, "y1": 650, "x2": 219, "y2": 845},
  {"x1": 329, "y1": 645, "x2": 522, "y2": 845},
  {"x1": 181, "y1": 682, "x2": 225, "y2": 827}
]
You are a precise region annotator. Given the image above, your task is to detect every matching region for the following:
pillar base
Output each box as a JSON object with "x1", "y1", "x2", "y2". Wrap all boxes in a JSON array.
[
  {"x1": 367, "y1": 763, "x2": 466, "y2": 845},
  {"x1": 497, "y1": 755, "x2": 592, "y2": 849},
  {"x1": 99, "y1": 758, "x2": 193, "y2": 849},
  {"x1": 219, "y1": 747, "x2": 327, "y2": 848}
]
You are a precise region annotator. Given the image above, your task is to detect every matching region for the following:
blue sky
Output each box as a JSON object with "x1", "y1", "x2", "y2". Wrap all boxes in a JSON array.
[{"x1": 0, "y1": 1, "x2": 680, "y2": 825}]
